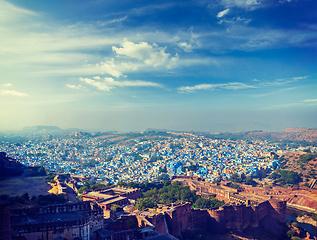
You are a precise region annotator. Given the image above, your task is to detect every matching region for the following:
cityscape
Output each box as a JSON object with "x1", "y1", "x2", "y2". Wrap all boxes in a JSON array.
[
  {"x1": 1, "y1": 0, "x2": 316, "y2": 239},
  {"x1": 1, "y1": 127, "x2": 317, "y2": 240},
  {"x1": 1, "y1": 132, "x2": 284, "y2": 184}
]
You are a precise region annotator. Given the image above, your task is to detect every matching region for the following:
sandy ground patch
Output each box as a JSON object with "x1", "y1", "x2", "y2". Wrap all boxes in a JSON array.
[{"x1": 0, "y1": 176, "x2": 52, "y2": 197}]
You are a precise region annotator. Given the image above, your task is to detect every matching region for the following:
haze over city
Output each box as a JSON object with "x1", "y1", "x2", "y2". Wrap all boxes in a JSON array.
[{"x1": 0, "y1": 0, "x2": 316, "y2": 133}]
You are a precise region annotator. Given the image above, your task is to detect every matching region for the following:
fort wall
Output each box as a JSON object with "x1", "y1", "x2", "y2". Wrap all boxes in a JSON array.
[
  {"x1": 164, "y1": 202, "x2": 192, "y2": 238},
  {"x1": 142, "y1": 199, "x2": 285, "y2": 238},
  {"x1": 10, "y1": 201, "x2": 96, "y2": 217},
  {"x1": 150, "y1": 176, "x2": 288, "y2": 238},
  {"x1": 11, "y1": 202, "x2": 103, "y2": 240}
]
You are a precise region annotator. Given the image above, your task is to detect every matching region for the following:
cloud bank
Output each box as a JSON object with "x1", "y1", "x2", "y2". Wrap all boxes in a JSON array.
[
  {"x1": 0, "y1": 89, "x2": 29, "y2": 97},
  {"x1": 78, "y1": 77, "x2": 162, "y2": 91},
  {"x1": 178, "y1": 82, "x2": 256, "y2": 92}
]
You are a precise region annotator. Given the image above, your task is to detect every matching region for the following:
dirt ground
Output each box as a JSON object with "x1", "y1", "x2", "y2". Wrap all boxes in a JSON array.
[{"x1": 0, "y1": 176, "x2": 52, "y2": 197}]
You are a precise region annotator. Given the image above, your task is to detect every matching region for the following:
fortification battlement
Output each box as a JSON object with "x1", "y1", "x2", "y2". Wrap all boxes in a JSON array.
[
  {"x1": 207, "y1": 200, "x2": 286, "y2": 223},
  {"x1": 11, "y1": 217, "x2": 92, "y2": 234},
  {"x1": 157, "y1": 201, "x2": 189, "y2": 209},
  {"x1": 10, "y1": 201, "x2": 101, "y2": 217},
  {"x1": 10, "y1": 202, "x2": 104, "y2": 237},
  {"x1": 171, "y1": 176, "x2": 204, "y2": 182}
]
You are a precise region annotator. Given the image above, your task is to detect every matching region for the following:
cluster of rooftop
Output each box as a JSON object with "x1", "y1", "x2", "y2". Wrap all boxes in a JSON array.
[{"x1": 0, "y1": 133, "x2": 283, "y2": 183}]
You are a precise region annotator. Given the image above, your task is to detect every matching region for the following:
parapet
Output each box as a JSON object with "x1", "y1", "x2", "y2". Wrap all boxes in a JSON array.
[{"x1": 10, "y1": 201, "x2": 98, "y2": 217}]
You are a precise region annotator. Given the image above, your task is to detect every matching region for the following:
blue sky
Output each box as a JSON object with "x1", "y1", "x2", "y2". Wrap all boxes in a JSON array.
[{"x1": 0, "y1": 0, "x2": 316, "y2": 132}]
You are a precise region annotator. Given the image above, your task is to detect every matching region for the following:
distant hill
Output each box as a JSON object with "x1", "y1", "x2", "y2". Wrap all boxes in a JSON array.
[
  {"x1": 22, "y1": 125, "x2": 61, "y2": 132},
  {"x1": 203, "y1": 128, "x2": 317, "y2": 142},
  {"x1": 251, "y1": 128, "x2": 317, "y2": 142},
  {"x1": 0, "y1": 126, "x2": 87, "y2": 142},
  {"x1": 2, "y1": 126, "x2": 316, "y2": 144},
  {"x1": 22, "y1": 125, "x2": 84, "y2": 134},
  {"x1": 278, "y1": 151, "x2": 317, "y2": 181}
]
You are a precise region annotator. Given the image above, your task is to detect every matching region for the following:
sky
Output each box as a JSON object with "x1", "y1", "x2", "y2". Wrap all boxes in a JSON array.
[{"x1": 0, "y1": 0, "x2": 316, "y2": 133}]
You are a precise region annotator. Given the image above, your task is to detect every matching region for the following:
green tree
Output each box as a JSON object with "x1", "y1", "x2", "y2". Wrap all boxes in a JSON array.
[
  {"x1": 111, "y1": 204, "x2": 120, "y2": 211},
  {"x1": 37, "y1": 167, "x2": 47, "y2": 176},
  {"x1": 159, "y1": 167, "x2": 167, "y2": 173},
  {"x1": 157, "y1": 174, "x2": 170, "y2": 181},
  {"x1": 78, "y1": 186, "x2": 89, "y2": 194},
  {"x1": 135, "y1": 198, "x2": 156, "y2": 210},
  {"x1": 245, "y1": 177, "x2": 257, "y2": 186},
  {"x1": 194, "y1": 198, "x2": 211, "y2": 209},
  {"x1": 287, "y1": 229, "x2": 296, "y2": 238},
  {"x1": 291, "y1": 237, "x2": 302, "y2": 240},
  {"x1": 229, "y1": 173, "x2": 241, "y2": 183}
]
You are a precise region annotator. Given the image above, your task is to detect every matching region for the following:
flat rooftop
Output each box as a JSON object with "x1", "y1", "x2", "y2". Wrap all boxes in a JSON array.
[
  {"x1": 84, "y1": 192, "x2": 115, "y2": 200},
  {"x1": 99, "y1": 196, "x2": 127, "y2": 205},
  {"x1": 190, "y1": 180, "x2": 237, "y2": 193},
  {"x1": 106, "y1": 186, "x2": 138, "y2": 194}
]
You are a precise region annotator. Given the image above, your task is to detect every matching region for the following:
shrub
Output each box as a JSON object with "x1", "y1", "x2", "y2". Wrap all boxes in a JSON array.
[
  {"x1": 287, "y1": 229, "x2": 296, "y2": 238},
  {"x1": 291, "y1": 222, "x2": 298, "y2": 228}
]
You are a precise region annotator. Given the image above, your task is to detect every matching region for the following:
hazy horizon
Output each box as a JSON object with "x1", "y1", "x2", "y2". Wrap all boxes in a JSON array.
[{"x1": 1, "y1": 0, "x2": 316, "y2": 133}]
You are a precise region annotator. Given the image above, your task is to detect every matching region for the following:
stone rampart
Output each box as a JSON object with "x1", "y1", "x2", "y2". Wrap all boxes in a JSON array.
[
  {"x1": 164, "y1": 202, "x2": 192, "y2": 238},
  {"x1": 206, "y1": 200, "x2": 286, "y2": 232},
  {"x1": 138, "y1": 198, "x2": 286, "y2": 239},
  {"x1": 11, "y1": 202, "x2": 103, "y2": 240},
  {"x1": 10, "y1": 201, "x2": 95, "y2": 217}
]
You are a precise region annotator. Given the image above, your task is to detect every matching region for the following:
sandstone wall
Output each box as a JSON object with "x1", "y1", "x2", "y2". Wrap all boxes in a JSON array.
[
  {"x1": 10, "y1": 201, "x2": 95, "y2": 217},
  {"x1": 159, "y1": 200, "x2": 287, "y2": 238},
  {"x1": 11, "y1": 202, "x2": 103, "y2": 240},
  {"x1": 165, "y1": 203, "x2": 192, "y2": 238}
]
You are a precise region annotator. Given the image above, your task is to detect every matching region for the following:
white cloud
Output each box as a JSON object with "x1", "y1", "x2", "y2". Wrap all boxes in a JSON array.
[
  {"x1": 96, "y1": 39, "x2": 180, "y2": 78},
  {"x1": 302, "y1": 98, "x2": 317, "y2": 103},
  {"x1": 0, "y1": 89, "x2": 28, "y2": 97},
  {"x1": 0, "y1": 0, "x2": 37, "y2": 23},
  {"x1": 119, "y1": 80, "x2": 162, "y2": 87},
  {"x1": 66, "y1": 84, "x2": 86, "y2": 90},
  {"x1": 100, "y1": 58, "x2": 138, "y2": 78},
  {"x1": 252, "y1": 87, "x2": 295, "y2": 97},
  {"x1": 177, "y1": 29, "x2": 200, "y2": 52},
  {"x1": 178, "y1": 82, "x2": 256, "y2": 92},
  {"x1": 220, "y1": 0, "x2": 262, "y2": 10},
  {"x1": 217, "y1": 9, "x2": 230, "y2": 18},
  {"x1": 178, "y1": 42, "x2": 193, "y2": 52},
  {"x1": 112, "y1": 39, "x2": 171, "y2": 67},
  {"x1": 79, "y1": 77, "x2": 162, "y2": 91},
  {"x1": 293, "y1": 76, "x2": 308, "y2": 80},
  {"x1": 2, "y1": 83, "x2": 12, "y2": 87},
  {"x1": 262, "y1": 98, "x2": 317, "y2": 110},
  {"x1": 1, "y1": 0, "x2": 314, "y2": 82},
  {"x1": 235, "y1": 16, "x2": 252, "y2": 24},
  {"x1": 279, "y1": 0, "x2": 292, "y2": 3},
  {"x1": 97, "y1": 16, "x2": 128, "y2": 26},
  {"x1": 207, "y1": 24, "x2": 316, "y2": 53},
  {"x1": 259, "y1": 76, "x2": 308, "y2": 86},
  {"x1": 79, "y1": 77, "x2": 113, "y2": 91}
]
